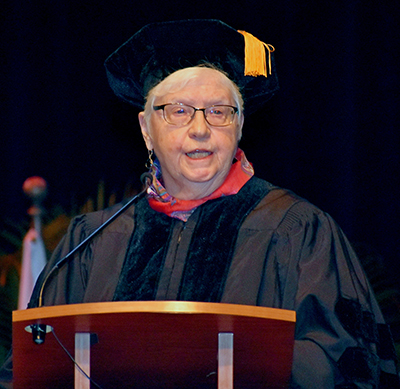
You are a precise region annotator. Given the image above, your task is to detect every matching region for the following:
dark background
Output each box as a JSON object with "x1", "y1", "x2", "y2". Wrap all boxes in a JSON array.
[{"x1": 1, "y1": 1, "x2": 399, "y2": 286}]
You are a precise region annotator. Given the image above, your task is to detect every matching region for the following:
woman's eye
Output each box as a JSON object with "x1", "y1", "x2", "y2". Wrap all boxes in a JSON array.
[
  {"x1": 209, "y1": 108, "x2": 224, "y2": 116},
  {"x1": 171, "y1": 107, "x2": 189, "y2": 115}
]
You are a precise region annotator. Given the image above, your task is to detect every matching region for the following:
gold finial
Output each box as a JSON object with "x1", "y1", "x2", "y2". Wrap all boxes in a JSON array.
[{"x1": 238, "y1": 30, "x2": 275, "y2": 77}]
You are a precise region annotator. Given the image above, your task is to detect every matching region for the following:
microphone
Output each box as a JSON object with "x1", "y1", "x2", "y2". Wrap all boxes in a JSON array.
[{"x1": 34, "y1": 172, "x2": 152, "y2": 310}]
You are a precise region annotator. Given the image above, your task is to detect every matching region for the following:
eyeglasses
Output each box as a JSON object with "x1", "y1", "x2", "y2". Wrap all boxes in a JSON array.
[{"x1": 153, "y1": 103, "x2": 239, "y2": 127}]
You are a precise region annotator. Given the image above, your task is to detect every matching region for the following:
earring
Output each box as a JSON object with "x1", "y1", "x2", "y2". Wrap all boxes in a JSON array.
[{"x1": 145, "y1": 149, "x2": 154, "y2": 169}]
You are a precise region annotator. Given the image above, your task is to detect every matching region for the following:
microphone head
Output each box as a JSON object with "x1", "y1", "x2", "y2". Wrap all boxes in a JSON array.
[{"x1": 140, "y1": 172, "x2": 153, "y2": 187}]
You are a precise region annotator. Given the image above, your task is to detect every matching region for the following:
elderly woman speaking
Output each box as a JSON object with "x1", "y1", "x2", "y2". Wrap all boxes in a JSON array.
[{"x1": 21, "y1": 20, "x2": 398, "y2": 388}]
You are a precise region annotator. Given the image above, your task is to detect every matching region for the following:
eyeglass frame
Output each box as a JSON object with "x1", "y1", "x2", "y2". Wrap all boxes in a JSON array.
[{"x1": 153, "y1": 103, "x2": 239, "y2": 127}]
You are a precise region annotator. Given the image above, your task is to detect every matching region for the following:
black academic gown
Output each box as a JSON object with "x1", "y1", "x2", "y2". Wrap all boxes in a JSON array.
[{"x1": 21, "y1": 177, "x2": 399, "y2": 388}]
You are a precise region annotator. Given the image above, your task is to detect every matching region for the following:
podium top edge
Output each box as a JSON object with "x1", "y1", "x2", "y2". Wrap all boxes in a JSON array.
[{"x1": 14, "y1": 301, "x2": 296, "y2": 323}]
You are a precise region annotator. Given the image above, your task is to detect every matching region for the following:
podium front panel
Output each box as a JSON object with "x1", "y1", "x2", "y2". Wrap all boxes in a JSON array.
[{"x1": 13, "y1": 301, "x2": 295, "y2": 388}]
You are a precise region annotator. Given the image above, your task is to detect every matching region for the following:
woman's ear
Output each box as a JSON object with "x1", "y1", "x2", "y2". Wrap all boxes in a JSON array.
[
  {"x1": 237, "y1": 114, "x2": 245, "y2": 141},
  {"x1": 138, "y1": 112, "x2": 153, "y2": 150}
]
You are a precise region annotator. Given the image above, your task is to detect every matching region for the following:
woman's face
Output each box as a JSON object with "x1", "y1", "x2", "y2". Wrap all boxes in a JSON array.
[{"x1": 139, "y1": 68, "x2": 244, "y2": 200}]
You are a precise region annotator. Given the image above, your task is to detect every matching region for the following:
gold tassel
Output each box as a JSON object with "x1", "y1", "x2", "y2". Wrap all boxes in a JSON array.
[{"x1": 238, "y1": 30, "x2": 275, "y2": 77}]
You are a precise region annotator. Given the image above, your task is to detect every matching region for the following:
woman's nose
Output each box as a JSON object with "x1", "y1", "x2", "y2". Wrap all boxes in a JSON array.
[{"x1": 188, "y1": 111, "x2": 211, "y2": 139}]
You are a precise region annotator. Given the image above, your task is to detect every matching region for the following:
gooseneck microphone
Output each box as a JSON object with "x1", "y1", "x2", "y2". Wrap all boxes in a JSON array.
[
  {"x1": 26, "y1": 173, "x2": 151, "y2": 344},
  {"x1": 36, "y1": 172, "x2": 152, "y2": 308}
]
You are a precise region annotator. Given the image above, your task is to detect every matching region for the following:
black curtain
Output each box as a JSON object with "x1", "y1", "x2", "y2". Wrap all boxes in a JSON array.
[{"x1": 1, "y1": 0, "x2": 399, "y2": 285}]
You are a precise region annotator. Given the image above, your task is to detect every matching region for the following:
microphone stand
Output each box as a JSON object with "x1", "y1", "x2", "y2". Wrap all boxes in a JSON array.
[{"x1": 27, "y1": 173, "x2": 152, "y2": 344}]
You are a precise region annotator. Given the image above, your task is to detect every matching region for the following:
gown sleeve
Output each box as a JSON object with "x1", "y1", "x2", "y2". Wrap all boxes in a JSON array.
[
  {"x1": 28, "y1": 213, "x2": 93, "y2": 307},
  {"x1": 29, "y1": 202, "x2": 136, "y2": 308},
  {"x1": 259, "y1": 200, "x2": 399, "y2": 388}
]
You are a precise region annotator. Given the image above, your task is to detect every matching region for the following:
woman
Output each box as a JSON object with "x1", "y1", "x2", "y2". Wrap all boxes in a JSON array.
[{"x1": 4, "y1": 20, "x2": 398, "y2": 388}]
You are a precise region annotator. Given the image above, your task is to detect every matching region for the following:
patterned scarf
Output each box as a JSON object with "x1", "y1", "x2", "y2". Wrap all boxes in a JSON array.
[{"x1": 147, "y1": 148, "x2": 254, "y2": 221}]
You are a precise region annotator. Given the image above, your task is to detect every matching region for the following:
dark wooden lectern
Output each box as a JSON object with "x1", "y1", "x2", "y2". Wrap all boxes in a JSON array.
[{"x1": 13, "y1": 301, "x2": 295, "y2": 388}]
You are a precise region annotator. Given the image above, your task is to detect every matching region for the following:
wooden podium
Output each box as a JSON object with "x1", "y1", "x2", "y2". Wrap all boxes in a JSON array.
[{"x1": 13, "y1": 301, "x2": 295, "y2": 388}]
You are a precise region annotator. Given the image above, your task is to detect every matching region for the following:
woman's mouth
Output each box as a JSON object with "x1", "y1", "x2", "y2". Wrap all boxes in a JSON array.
[{"x1": 186, "y1": 150, "x2": 212, "y2": 159}]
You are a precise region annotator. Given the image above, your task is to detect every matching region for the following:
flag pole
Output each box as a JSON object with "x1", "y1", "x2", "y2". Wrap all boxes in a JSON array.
[{"x1": 18, "y1": 177, "x2": 48, "y2": 310}]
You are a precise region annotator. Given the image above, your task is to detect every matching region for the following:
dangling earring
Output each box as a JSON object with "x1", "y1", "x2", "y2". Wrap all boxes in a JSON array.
[{"x1": 145, "y1": 149, "x2": 154, "y2": 170}]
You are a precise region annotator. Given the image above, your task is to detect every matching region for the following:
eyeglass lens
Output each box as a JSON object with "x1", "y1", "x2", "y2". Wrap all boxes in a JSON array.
[{"x1": 163, "y1": 104, "x2": 236, "y2": 126}]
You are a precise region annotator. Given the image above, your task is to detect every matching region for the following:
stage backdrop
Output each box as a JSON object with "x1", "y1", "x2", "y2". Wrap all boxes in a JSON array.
[{"x1": 1, "y1": 0, "x2": 399, "y2": 289}]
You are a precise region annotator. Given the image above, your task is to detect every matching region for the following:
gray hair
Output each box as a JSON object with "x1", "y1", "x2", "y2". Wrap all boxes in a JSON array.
[{"x1": 143, "y1": 65, "x2": 244, "y2": 138}]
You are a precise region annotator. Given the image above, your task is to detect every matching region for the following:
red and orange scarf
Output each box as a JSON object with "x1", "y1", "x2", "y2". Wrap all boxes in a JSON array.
[{"x1": 147, "y1": 148, "x2": 254, "y2": 221}]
